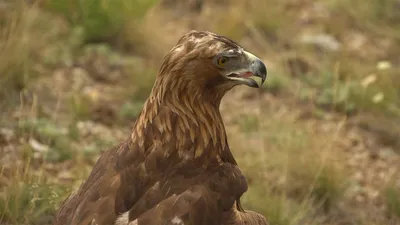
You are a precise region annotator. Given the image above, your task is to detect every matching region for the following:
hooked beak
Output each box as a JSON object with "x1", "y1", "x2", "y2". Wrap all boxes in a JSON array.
[{"x1": 226, "y1": 51, "x2": 267, "y2": 88}]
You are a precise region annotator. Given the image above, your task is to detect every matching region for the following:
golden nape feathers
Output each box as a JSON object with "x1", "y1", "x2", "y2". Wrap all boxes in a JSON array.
[{"x1": 53, "y1": 30, "x2": 268, "y2": 225}]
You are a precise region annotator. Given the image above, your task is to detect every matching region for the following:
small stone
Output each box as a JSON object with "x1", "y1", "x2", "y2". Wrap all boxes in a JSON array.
[
  {"x1": 28, "y1": 138, "x2": 49, "y2": 153},
  {"x1": 361, "y1": 74, "x2": 377, "y2": 88},
  {"x1": 0, "y1": 128, "x2": 15, "y2": 143},
  {"x1": 376, "y1": 61, "x2": 392, "y2": 70},
  {"x1": 299, "y1": 33, "x2": 341, "y2": 51},
  {"x1": 378, "y1": 147, "x2": 396, "y2": 159},
  {"x1": 58, "y1": 171, "x2": 74, "y2": 183},
  {"x1": 372, "y1": 92, "x2": 384, "y2": 103}
]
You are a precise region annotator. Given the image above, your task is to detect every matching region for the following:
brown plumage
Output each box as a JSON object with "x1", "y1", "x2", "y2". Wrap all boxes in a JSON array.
[{"x1": 53, "y1": 30, "x2": 268, "y2": 225}]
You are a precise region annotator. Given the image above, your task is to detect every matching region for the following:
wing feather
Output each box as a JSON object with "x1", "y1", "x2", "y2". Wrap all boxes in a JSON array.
[{"x1": 118, "y1": 163, "x2": 248, "y2": 225}]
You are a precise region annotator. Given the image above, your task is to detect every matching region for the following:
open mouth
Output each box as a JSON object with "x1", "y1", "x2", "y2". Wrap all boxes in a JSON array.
[
  {"x1": 227, "y1": 72, "x2": 253, "y2": 79},
  {"x1": 227, "y1": 72, "x2": 259, "y2": 88}
]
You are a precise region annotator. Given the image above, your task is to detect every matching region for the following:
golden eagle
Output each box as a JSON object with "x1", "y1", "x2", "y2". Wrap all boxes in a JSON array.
[{"x1": 53, "y1": 30, "x2": 268, "y2": 225}]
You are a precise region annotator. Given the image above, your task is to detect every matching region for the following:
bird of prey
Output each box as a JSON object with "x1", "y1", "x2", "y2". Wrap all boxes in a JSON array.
[{"x1": 52, "y1": 30, "x2": 268, "y2": 225}]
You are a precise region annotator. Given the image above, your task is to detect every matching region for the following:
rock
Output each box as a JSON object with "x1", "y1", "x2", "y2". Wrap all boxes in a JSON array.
[
  {"x1": 0, "y1": 128, "x2": 15, "y2": 144},
  {"x1": 299, "y1": 33, "x2": 341, "y2": 52},
  {"x1": 29, "y1": 138, "x2": 49, "y2": 153}
]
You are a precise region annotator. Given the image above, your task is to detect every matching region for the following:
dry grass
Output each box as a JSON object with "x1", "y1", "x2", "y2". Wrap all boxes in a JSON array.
[
  {"x1": 43, "y1": 0, "x2": 158, "y2": 52},
  {"x1": 383, "y1": 180, "x2": 400, "y2": 223},
  {"x1": 328, "y1": 0, "x2": 400, "y2": 39},
  {"x1": 228, "y1": 98, "x2": 348, "y2": 224},
  {"x1": 0, "y1": 162, "x2": 69, "y2": 225},
  {"x1": 0, "y1": 1, "x2": 60, "y2": 94}
]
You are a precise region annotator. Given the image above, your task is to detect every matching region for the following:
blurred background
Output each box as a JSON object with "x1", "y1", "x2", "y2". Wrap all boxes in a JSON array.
[{"x1": 0, "y1": 0, "x2": 400, "y2": 224}]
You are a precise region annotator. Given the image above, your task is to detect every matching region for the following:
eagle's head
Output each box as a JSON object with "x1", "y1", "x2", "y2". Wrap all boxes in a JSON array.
[{"x1": 156, "y1": 30, "x2": 267, "y2": 103}]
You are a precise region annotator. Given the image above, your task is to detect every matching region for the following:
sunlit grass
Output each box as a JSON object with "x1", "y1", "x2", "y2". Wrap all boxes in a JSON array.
[
  {"x1": 242, "y1": 186, "x2": 316, "y2": 225},
  {"x1": 0, "y1": 1, "x2": 61, "y2": 94},
  {"x1": 0, "y1": 162, "x2": 69, "y2": 225},
  {"x1": 384, "y1": 184, "x2": 400, "y2": 220},
  {"x1": 327, "y1": 0, "x2": 400, "y2": 39},
  {"x1": 230, "y1": 101, "x2": 349, "y2": 223}
]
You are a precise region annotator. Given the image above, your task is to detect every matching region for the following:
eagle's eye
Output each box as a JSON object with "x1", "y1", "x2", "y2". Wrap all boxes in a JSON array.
[{"x1": 216, "y1": 56, "x2": 229, "y2": 67}]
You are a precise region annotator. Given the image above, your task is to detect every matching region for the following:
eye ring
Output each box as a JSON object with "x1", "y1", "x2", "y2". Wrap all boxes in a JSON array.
[{"x1": 217, "y1": 56, "x2": 229, "y2": 67}]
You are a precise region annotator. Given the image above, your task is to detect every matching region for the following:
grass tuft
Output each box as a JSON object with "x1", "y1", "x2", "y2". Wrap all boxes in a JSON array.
[
  {"x1": 0, "y1": 1, "x2": 61, "y2": 94},
  {"x1": 44, "y1": 0, "x2": 158, "y2": 46},
  {"x1": 0, "y1": 164, "x2": 69, "y2": 225},
  {"x1": 242, "y1": 186, "x2": 315, "y2": 225},
  {"x1": 17, "y1": 118, "x2": 73, "y2": 162},
  {"x1": 236, "y1": 114, "x2": 260, "y2": 134},
  {"x1": 384, "y1": 184, "x2": 400, "y2": 219}
]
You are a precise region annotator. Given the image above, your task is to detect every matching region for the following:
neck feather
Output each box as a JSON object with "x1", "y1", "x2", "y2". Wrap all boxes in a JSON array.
[{"x1": 130, "y1": 85, "x2": 229, "y2": 163}]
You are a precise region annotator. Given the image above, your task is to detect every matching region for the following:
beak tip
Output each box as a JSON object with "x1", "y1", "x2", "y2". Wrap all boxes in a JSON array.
[
  {"x1": 256, "y1": 60, "x2": 267, "y2": 87},
  {"x1": 242, "y1": 50, "x2": 267, "y2": 87}
]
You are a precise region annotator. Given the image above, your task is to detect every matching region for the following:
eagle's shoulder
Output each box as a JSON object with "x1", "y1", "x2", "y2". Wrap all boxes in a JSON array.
[
  {"x1": 53, "y1": 139, "x2": 249, "y2": 225},
  {"x1": 115, "y1": 163, "x2": 249, "y2": 225}
]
